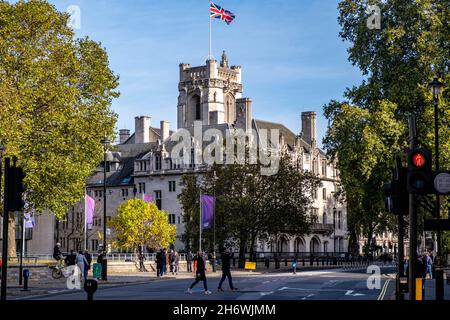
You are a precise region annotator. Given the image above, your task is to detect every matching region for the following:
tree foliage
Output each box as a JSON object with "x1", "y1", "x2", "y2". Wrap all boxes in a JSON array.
[
  {"x1": 108, "y1": 199, "x2": 176, "y2": 251},
  {"x1": 324, "y1": 0, "x2": 449, "y2": 251},
  {"x1": 0, "y1": 0, "x2": 119, "y2": 222},
  {"x1": 179, "y1": 149, "x2": 320, "y2": 266}
]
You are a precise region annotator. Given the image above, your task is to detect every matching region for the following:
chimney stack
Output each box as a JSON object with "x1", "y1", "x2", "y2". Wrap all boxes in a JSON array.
[
  {"x1": 301, "y1": 111, "x2": 317, "y2": 146},
  {"x1": 135, "y1": 116, "x2": 151, "y2": 144},
  {"x1": 160, "y1": 121, "x2": 170, "y2": 142},
  {"x1": 119, "y1": 129, "x2": 130, "y2": 144}
]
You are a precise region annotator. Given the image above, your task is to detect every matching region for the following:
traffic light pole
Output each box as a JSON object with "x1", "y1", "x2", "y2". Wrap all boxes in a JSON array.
[
  {"x1": 1, "y1": 158, "x2": 10, "y2": 301},
  {"x1": 407, "y1": 115, "x2": 417, "y2": 300},
  {"x1": 408, "y1": 193, "x2": 418, "y2": 300},
  {"x1": 397, "y1": 213, "x2": 405, "y2": 300}
]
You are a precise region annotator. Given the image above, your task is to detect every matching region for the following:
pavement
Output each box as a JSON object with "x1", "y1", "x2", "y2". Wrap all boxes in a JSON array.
[{"x1": 17, "y1": 265, "x2": 399, "y2": 301}]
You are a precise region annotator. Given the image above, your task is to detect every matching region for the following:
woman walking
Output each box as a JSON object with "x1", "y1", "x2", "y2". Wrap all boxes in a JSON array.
[
  {"x1": 186, "y1": 251, "x2": 211, "y2": 295},
  {"x1": 76, "y1": 251, "x2": 89, "y2": 282}
]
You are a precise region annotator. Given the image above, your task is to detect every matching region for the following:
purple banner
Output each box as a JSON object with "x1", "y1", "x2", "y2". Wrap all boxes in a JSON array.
[
  {"x1": 85, "y1": 194, "x2": 95, "y2": 230},
  {"x1": 144, "y1": 194, "x2": 153, "y2": 203},
  {"x1": 24, "y1": 211, "x2": 35, "y2": 229},
  {"x1": 201, "y1": 195, "x2": 215, "y2": 230}
]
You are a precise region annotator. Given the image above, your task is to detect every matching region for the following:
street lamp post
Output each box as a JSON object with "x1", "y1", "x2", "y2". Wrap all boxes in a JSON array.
[
  {"x1": 333, "y1": 206, "x2": 336, "y2": 264},
  {"x1": 101, "y1": 137, "x2": 110, "y2": 281},
  {"x1": 428, "y1": 76, "x2": 444, "y2": 300},
  {"x1": 0, "y1": 143, "x2": 7, "y2": 301}
]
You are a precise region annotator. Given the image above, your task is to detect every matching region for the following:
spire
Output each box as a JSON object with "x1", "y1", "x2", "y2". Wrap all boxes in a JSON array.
[{"x1": 220, "y1": 50, "x2": 229, "y2": 68}]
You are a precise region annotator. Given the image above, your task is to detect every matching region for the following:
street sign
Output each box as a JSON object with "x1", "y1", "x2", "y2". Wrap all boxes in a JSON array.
[
  {"x1": 434, "y1": 172, "x2": 450, "y2": 194},
  {"x1": 106, "y1": 228, "x2": 111, "y2": 236}
]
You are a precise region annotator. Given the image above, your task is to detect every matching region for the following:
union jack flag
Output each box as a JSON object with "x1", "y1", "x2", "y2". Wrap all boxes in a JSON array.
[{"x1": 210, "y1": 1, "x2": 235, "y2": 25}]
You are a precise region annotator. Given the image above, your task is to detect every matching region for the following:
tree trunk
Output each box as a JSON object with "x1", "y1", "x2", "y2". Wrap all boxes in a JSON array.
[
  {"x1": 249, "y1": 233, "x2": 257, "y2": 262},
  {"x1": 238, "y1": 237, "x2": 247, "y2": 268},
  {"x1": 8, "y1": 213, "x2": 16, "y2": 258}
]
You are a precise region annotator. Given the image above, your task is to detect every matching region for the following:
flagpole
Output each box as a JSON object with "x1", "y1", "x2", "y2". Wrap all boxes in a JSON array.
[
  {"x1": 213, "y1": 171, "x2": 216, "y2": 272},
  {"x1": 84, "y1": 189, "x2": 87, "y2": 251},
  {"x1": 199, "y1": 191, "x2": 202, "y2": 253},
  {"x1": 209, "y1": 1, "x2": 212, "y2": 60}
]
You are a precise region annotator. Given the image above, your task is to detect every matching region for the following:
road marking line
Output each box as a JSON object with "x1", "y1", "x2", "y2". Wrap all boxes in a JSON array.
[{"x1": 377, "y1": 279, "x2": 391, "y2": 300}]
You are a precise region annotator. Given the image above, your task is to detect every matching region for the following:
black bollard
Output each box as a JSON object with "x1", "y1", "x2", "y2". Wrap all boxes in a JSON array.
[
  {"x1": 84, "y1": 279, "x2": 98, "y2": 301},
  {"x1": 21, "y1": 269, "x2": 30, "y2": 292},
  {"x1": 284, "y1": 259, "x2": 287, "y2": 267},
  {"x1": 322, "y1": 259, "x2": 324, "y2": 266},
  {"x1": 302, "y1": 259, "x2": 305, "y2": 266},
  {"x1": 316, "y1": 259, "x2": 319, "y2": 266}
]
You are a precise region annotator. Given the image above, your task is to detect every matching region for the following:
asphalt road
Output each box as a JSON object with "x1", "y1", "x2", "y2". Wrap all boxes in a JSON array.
[{"x1": 26, "y1": 266, "x2": 396, "y2": 301}]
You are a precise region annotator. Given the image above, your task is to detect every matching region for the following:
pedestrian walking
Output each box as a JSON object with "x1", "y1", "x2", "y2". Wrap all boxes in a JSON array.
[
  {"x1": 84, "y1": 250, "x2": 92, "y2": 280},
  {"x1": 76, "y1": 251, "x2": 88, "y2": 282},
  {"x1": 187, "y1": 252, "x2": 211, "y2": 295},
  {"x1": 65, "y1": 250, "x2": 77, "y2": 266},
  {"x1": 186, "y1": 250, "x2": 193, "y2": 272},
  {"x1": 217, "y1": 248, "x2": 237, "y2": 292},
  {"x1": 169, "y1": 250, "x2": 175, "y2": 273},
  {"x1": 425, "y1": 252, "x2": 433, "y2": 279},
  {"x1": 160, "y1": 248, "x2": 167, "y2": 277},
  {"x1": 173, "y1": 251, "x2": 180, "y2": 275},
  {"x1": 292, "y1": 257, "x2": 298, "y2": 274},
  {"x1": 138, "y1": 251, "x2": 147, "y2": 272},
  {"x1": 156, "y1": 249, "x2": 162, "y2": 277}
]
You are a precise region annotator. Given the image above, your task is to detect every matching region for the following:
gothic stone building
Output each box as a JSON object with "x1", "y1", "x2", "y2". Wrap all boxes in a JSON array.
[{"x1": 55, "y1": 52, "x2": 348, "y2": 256}]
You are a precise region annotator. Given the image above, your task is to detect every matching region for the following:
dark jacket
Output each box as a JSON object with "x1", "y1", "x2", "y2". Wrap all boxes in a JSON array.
[
  {"x1": 160, "y1": 252, "x2": 167, "y2": 265},
  {"x1": 187, "y1": 253, "x2": 193, "y2": 262},
  {"x1": 85, "y1": 253, "x2": 92, "y2": 269},
  {"x1": 65, "y1": 253, "x2": 76, "y2": 266},
  {"x1": 53, "y1": 246, "x2": 63, "y2": 260},
  {"x1": 195, "y1": 256, "x2": 206, "y2": 274},
  {"x1": 221, "y1": 252, "x2": 231, "y2": 271}
]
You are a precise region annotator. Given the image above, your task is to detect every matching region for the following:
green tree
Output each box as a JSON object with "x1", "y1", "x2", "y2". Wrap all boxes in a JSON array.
[
  {"x1": 179, "y1": 148, "x2": 320, "y2": 267},
  {"x1": 324, "y1": 0, "x2": 449, "y2": 251},
  {"x1": 0, "y1": 0, "x2": 119, "y2": 255},
  {"x1": 108, "y1": 199, "x2": 176, "y2": 251}
]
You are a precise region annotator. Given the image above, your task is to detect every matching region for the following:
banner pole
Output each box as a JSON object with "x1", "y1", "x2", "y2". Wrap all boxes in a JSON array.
[
  {"x1": 84, "y1": 189, "x2": 87, "y2": 251},
  {"x1": 199, "y1": 191, "x2": 202, "y2": 253}
]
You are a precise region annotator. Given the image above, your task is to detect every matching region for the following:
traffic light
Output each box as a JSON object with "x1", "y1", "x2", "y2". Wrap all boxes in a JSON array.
[
  {"x1": 407, "y1": 148, "x2": 433, "y2": 194},
  {"x1": 384, "y1": 167, "x2": 408, "y2": 215},
  {"x1": 7, "y1": 166, "x2": 26, "y2": 212}
]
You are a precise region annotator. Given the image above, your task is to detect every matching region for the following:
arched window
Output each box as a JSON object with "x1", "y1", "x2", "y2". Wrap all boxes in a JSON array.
[{"x1": 310, "y1": 237, "x2": 321, "y2": 254}]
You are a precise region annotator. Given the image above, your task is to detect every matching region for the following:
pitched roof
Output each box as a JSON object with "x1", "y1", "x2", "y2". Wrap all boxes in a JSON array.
[{"x1": 87, "y1": 143, "x2": 155, "y2": 188}]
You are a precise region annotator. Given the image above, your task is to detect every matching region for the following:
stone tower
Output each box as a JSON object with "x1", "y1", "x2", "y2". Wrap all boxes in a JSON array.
[{"x1": 177, "y1": 51, "x2": 245, "y2": 129}]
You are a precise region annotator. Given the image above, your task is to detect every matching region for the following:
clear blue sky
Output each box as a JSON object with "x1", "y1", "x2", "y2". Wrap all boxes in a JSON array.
[{"x1": 48, "y1": 0, "x2": 362, "y2": 146}]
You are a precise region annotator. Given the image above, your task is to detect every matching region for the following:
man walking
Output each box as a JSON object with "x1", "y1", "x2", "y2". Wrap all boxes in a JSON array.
[
  {"x1": 138, "y1": 251, "x2": 147, "y2": 272},
  {"x1": 160, "y1": 249, "x2": 167, "y2": 277},
  {"x1": 169, "y1": 249, "x2": 175, "y2": 274},
  {"x1": 217, "y1": 248, "x2": 237, "y2": 292},
  {"x1": 84, "y1": 250, "x2": 92, "y2": 279},
  {"x1": 156, "y1": 249, "x2": 162, "y2": 277},
  {"x1": 186, "y1": 251, "x2": 211, "y2": 295},
  {"x1": 425, "y1": 252, "x2": 433, "y2": 279},
  {"x1": 65, "y1": 250, "x2": 77, "y2": 266},
  {"x1": 186, "y1": 250, "x2": 193, "y2": 272}
]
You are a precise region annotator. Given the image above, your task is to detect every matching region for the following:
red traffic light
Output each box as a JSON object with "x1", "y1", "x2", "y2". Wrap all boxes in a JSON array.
[{"x1": 411, "y1": 152, "x2": 426, "y2": 168}]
